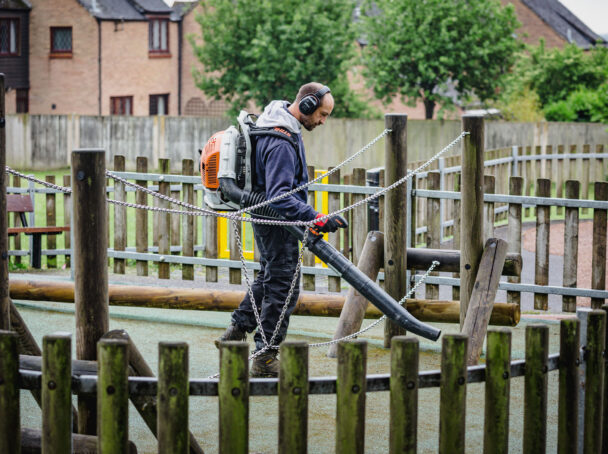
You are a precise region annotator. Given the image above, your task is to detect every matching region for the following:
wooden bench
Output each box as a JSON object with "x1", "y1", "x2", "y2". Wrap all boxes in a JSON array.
[{"x1": 6, "y1": 194, "x2": 70, "y2": 269}]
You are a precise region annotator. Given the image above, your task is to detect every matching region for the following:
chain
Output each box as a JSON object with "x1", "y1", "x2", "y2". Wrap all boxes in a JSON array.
[
  {"x1": 232, "y1": 128, "x2": 392, "y2": 216},
  {"x1": 5, "y1": 167, "x2": 72, "y2": 193},
  {"x1": 308, "y1": 260, "x2": 440, "y2": 348}
]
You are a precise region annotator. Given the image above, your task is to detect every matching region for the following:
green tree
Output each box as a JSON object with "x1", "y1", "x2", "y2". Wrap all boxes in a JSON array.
[
  {"x1": 359, "y1": 0, "x2": 521, "y2": 119},
  {"x1": 189, "y1": 0, "x2": 374, "y2": 118}
]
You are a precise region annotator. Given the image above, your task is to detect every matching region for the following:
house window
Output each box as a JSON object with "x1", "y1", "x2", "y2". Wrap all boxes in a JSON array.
[
  {"x1": 16, "y1": 89, "x2": 28, "y2": 113},
  {"x1": 150, "y1": 94, "x2": 169, "y2": 115},
  {"x1": 50, "y1": 27, "x2": 72, "y2": 56},
  {"x1": 149, "y1": 19, "x2": 169, "y2": 54},
  {"x1": 110, "y1": 96, "x2": 133, "y2": 115},
  {"x1": 0, "y1": 18, "x2": 19, "y2": 56}
]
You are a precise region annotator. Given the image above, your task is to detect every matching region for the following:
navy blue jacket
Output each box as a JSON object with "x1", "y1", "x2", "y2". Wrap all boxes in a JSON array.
[{"x1": 253, "y1": 133, "x2": 318, "y2": 221}]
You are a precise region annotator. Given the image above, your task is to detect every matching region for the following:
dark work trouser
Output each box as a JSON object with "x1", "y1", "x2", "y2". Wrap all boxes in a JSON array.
[{"x1": 231, "y1": 223, "x2": 301, "y2": 352}]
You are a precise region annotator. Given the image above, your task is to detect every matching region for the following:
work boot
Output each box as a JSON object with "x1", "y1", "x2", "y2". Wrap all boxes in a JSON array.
[
  {"x1": 214, "y1": 323, "x2": 246, "y2": 349},
  {"x1": 250, "y1": 350, "x2": 280, "y2": 378}
]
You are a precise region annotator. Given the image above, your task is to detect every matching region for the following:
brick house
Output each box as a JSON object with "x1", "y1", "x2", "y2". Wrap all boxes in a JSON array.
[
  {"x1": 2, "y1": 0, "x2": 604, "y2": 117},
  {"x1": 0, "y1": 0, "x2": 31, "y2": 113}
]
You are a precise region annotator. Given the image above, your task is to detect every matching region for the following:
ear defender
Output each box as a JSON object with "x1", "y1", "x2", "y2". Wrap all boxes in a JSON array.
[{"x1": 298, "y1": 86, "x2": 331, "y2": 115}]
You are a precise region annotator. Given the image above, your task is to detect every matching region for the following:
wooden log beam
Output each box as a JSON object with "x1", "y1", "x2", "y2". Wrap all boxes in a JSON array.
[
  {"x1": 9, "y1": 279, "x2": 520, "y2": 326},
  {"x1": 20, "y1": 427, "x2": 137, "y2": 454},
  {"x1": 407, "y1": 248, "x2": 521, "y2": 276},
  {"x1": 461, "y1": 238, "x2": 509, "y2": 365}
]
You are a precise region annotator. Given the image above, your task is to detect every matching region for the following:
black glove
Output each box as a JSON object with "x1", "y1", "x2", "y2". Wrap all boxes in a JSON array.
[{"x1": 313, "y1": 213, "x2": 348, "y2": 233}]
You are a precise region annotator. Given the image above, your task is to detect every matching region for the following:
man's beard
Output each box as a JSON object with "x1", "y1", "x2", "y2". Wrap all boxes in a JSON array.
[{"x1": 301, "y1": 115, "x2": 317, "y2": 131}]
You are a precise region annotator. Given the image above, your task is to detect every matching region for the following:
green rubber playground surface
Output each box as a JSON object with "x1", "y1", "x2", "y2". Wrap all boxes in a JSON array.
[{"x1": 13, "y1": 273, "x2": 564, "y2": 454}]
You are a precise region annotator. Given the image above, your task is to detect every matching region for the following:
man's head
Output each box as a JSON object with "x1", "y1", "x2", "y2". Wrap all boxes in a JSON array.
[{"x1": 290, "y1": 82, "x2": 334, "y2": 131}]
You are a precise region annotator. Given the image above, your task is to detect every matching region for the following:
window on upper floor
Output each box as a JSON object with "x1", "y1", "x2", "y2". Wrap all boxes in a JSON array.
[
  {"x1": 111, "y1": 96, "x2": 133, "y2": 115},
  {"x1": 150, "y1": 94, "x2": 169, "y2": 115},
  {"x1": 0, "y1": 18, "x2": 19, "y2": 56},
  {"x1": 50, "y1": 27, "x2": 72, "y2": 57},
  {"x1": 149, "y1": 18, "x2": 169, "y2": 55}
]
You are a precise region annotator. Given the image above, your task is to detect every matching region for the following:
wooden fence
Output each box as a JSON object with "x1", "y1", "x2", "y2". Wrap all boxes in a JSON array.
[
  {"x1": 5, "y1": 142, "x2": 608, "y2": 311},
  {"x1": 1, "y1": 310, "x2": 606, "y2": 453}
]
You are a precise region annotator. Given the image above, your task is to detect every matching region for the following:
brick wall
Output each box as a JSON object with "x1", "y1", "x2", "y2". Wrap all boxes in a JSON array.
[
  {"x1": 29, "y1": 0, "x2": 99, "y2": 115},
  {"x1": 503, "y1": 0, "x2": 566, "y2": 48}
]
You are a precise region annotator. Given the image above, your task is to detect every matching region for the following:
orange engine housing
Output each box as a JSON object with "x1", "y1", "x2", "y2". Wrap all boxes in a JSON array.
[{"x1": 200, "y1": 130, "x2": 225, "y2": 189}]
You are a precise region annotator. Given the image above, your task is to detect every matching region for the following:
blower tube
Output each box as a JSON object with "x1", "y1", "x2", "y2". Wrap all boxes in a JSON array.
[{"x1": 220, "y1": 177, "x2": 441, "y2": 341}]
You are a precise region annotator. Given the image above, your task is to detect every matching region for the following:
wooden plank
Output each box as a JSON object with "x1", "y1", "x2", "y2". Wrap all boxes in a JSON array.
[
  {"x1": 583, "y1": 311, "x2": 606, "y2": 454},
  {"x1": 484, "y1": 328, "x2": 511, "y2": 454},
  {"x1": 62, "y1": 175, "x2": 71, "y2": 268},
  {"x1": 182, "y1": 159, "x2": 195, "y2": 280},
  {"x1": 384, "y1": 114, "x2": 408, "y2": 346},
  {"x1": 45, "y1": 175, "x2": 57, "y2": 268},
  {"x1": 136, "y1": 157, "x2": 149, "y2": 276},
  {"x1": 461, "y1": 238, "x2": 508, "y2": 365},
  {"x1": 581, "y1": 144, "x2": 590, "y2": 215},
  {"x1": 11, "y1": 177, "x2": 22, "y2": 266},
  {"x1": 591, "y1": 182, "x2": 608, "y2": 309},
  {"x1": 328, "y1": 231, "x2": 383, "y2": 358},
  {"x1": 204, "y1": 200, "x2": 218, "y2": 283},
  {"x1": 303, "y1": 165, "x2": 316, "y2": 291},
  {"x1": 7, "y1": 226, "x2": 70, "y2": 234},
  {"x1": 452, "y1": 174, "x2": 460, "y2": 301},
  {"x1": 483, "y1": 175, "x2": 495, "y2": 242},
  {"x1": 556, "y1": 145, "x2": 565, "y2": 215},
  {"x1": 562, "y1": 180, "x2": 580, "y2": 312},
  {"x1": 6, "y1": 194, "x2": 33, "y2": 212},
  {"x1": 21, "y1": 428, "x2": 138, "y2": 454},
  {"x1": 460, "y1": 115, "x2": 485, "y2": 327},
  {"x1": 352, "y1": 168, "x2": 367, "y2": 265},
  {"x1": 328, "y1": 167, "x2": 342, "y2": 292},
  {"x1": 113, "y1": 155, "x2": 126, "y2": 274},
  {"x1": 426, "y1": 171, "x2": 440, "y2": 300},
  {"x1": 534, "y1": 179, "x2": 551, "y2": 311},
  {"x1": 0, "y1": 76, "x2": 7, "y2": 331},
  {"x1": 558, "y1": 318, "x2": 579, "y2": 454},
  {"x1": 229, "y1": 218, "x2": 242, "y2": 285},
  {"x1": 219, "y1": 342, "x2": 249, "y2": 454},
  {"x1": 390, "y1": 336, "x2": 418, "y2": 454},
  {"x1": 158, "y1": 159, "x2": 171, "y2": 279},
  {"x1": 0, "y1": 330, "x2": 20, "y2": 454},
  {"x1": 507, "y1": 176, "x2": 523, "y2": 306}
]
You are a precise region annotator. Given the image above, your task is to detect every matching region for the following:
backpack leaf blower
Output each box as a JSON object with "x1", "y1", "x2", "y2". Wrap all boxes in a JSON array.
[{"x1": 199, "y1": 112, "x2": 441, "y2": 341}]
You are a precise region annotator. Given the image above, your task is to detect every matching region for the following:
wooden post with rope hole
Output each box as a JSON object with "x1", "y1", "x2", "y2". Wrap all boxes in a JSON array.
[{"x1": 383, "y1": 114, "x2": 408, "y2": 347}]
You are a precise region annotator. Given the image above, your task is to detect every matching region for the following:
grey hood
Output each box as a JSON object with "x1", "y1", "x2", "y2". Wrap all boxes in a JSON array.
[{"x1": 255, "y1": 100, "x2": 301, "y2": 135}]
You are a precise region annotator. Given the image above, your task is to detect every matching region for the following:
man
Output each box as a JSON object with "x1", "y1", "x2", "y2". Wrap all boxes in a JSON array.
[{"x1": 215, "y1": 82, "x2": 347, "y2": 377}]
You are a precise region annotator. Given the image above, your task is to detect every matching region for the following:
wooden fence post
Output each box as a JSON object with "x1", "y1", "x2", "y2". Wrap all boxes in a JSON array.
[
  {"x1": 524, "y1": 146, "x2": 533, "y2": 218},
  {"x1": 483, "y1": 175, "x2": 495, "y2": 242},
  {"x1": 113, "y1": 155, "x2": 126, "y2": 274},
  {"x1": 507, "y1": 176, "x2": 523, "y2": 306},
  {"x1": 45, "y1": 175, "x2": 57, "y2": 268},
  {"x1": 460, "y1": 115, "x2": 484, "y2": 327},
  {"x1": 62, "y1": 175, "x2": 71, "y2": 268},
  {"x1": 182, "y1": 159, "x2": 195, "y2": 280},
  {"x1": 390, "y1": 336, "x2": 418, "y2": 454},
  {"x1": 343, "y1": 174, "x2": 352, "y2": 262},
  {"x1": 158, "y1": 342, "x2": 189, "y2": 454},
  {"x1": 384, "y1": 114, "x2": 408, "y2": 346},
  {"x1": 591, "y1": 182, "x2": 607, "y2": 309},
  {"x1": 158, "y1": 158, "x2": 171, "y2": 279},
  {"x1": 72, "y1": 149, "x2": 108, "y2": 435},
  {"x1": 556, "y1": 145, "x2": 565, "y2": 215},
  {"x1": 557, "y1": 318, "x2": 579, "y2": 454},
  {"x1": 602, "y1": 304, "x2": 608, "y2": 454},
  {"x1": 42, "y1": 333, "x2": 72, "y2": 452},
  {"x1": 336, "y1": 340, "x2": 367, "y2": 454},
  {"x1": 523, "y1": 324, "x2": 549, "y2": 454},
  {"x1": 484, "y1": 328, "x2": 511, "y2": 454},
  {"x1": 219, "y1": 341, "x2": 248, "y2": 454},
  {"x1": 328, "y1": 167, "x2": 342, "y2": 292},
  {"x1": 229, "y1": 219, "x2": 242, "y2": 285},
  {"x1": 171, "y1": 179, "x2": 181, "y2": 257},
  {"x1": 279, "y1": 341, "x2": 308, "y2": 454},
  {"x1": 136, "y1": 157, "x2": 149, "y2": 276},
  {"x1": 452, "y1": 174, "x2": 460, "y2": 301},
  {"x1": 12, "y1": 174, "x2": 21, "y2": 266},
  {"x1": 303, "y1": 166, "x2": 316, "y2": 291},
  {"x1": 352, "y1": 168, "x2": 368, "y2": 265},
  {"x1": 204, "y1": 201, "x2": 218, "y2": 283},
  {"x1": 563, "y1": 181, "x2": 580, "y2": 312},
  {"x1": 0, "y1": 330, "x2": 20, "y2": 454},
  {"x1": 583, "y1": 310, "x2": 605, "y2": 454},
  {"x1": 98, "y1": 338, "x2": 129, "y2": 453},
  {"x1": 534, "y1": 179, "x2": 551, "y2": 311},
  {"x1": 426, "y1": 171, "x2": 440, "y2": 300},
  {"x1": 581, "y1": 144, "x2": 590, "y2": 215},
  {"x1": 0, "y1": 74, "x2": 8, "y2": 331},
  {"x1": 439, "y1": 333, "x2": 467, "y2": 454}
]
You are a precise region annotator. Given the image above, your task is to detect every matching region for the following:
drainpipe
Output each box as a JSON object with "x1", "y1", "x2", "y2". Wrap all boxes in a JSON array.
[
  {"x1": 97, "y1": 18, "x2": 102, "y2": 116},
  {"x1": 178, "y1": 18, "x2": 183, "y2": 115}
]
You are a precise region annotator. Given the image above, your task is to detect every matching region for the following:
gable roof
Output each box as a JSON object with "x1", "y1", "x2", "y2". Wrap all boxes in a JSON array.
[
  {"x1": 0, "y1": 0, "x2": 32, "y2": 9},
  {"x1": 522, "y1": 0, "x2": 606, "y2": 48},
  {"x1": 76, "y1": 0, "x2": 173, "y2": 21}
]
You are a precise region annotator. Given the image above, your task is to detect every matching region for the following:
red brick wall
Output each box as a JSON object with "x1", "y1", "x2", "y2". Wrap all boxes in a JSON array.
[{"x1": 502, "y1": 0, "x2": 567, "y2": 48}]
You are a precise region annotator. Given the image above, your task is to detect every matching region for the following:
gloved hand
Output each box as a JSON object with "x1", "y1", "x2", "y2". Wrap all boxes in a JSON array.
[{"x1": 312, "y1": 213, "x2": 348, "y2": 233}]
